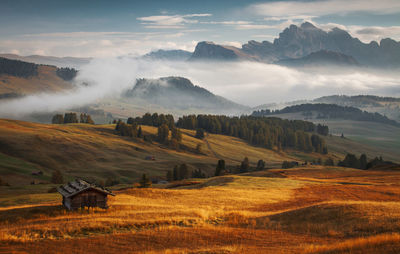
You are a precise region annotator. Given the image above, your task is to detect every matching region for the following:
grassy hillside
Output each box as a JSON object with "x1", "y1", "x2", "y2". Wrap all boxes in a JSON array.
[
  {"x1": 1, "y1": 119, "x2": 331, "y2": 186},
  {"x1": 1, "y1": 119, "x2": 396, "y2": 187},
  {"x1": 263, "y1": 112, "x2": 400, "y2": 162},
  {"x1": 0, "y1": 65, "x2": 74, "y2": 96},
  {"x1": 2, "y1": 166, "x2": 400, "y2": 253}
]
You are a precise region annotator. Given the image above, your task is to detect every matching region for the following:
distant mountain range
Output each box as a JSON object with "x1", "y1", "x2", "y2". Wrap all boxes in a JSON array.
[
  {"x1": 254, "y1": 95, "x2": 400, "y2": 122},
  {"x1": 190, "y1": 22, "x2": 400, "y2": 68},
  {"x1": 252, "y1": 103, "x2": 399, "y2": 127},
  {"x1": 0, "y1": 54, "x2": 91, "y2": 68},
  {"x1": 123, "y1": 76, "x2": 249, "y2": 114}
]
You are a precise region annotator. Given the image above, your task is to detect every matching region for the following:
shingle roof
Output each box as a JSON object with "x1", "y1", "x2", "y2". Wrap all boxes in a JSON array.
[{"x1": 57, "y1": 179, "x2": 115, "y2": 198}]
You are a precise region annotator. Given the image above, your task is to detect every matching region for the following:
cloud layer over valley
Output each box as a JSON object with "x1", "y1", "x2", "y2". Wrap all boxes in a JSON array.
[{"x1": 0, "y1": 57, "x2": 399, "y2": 118}]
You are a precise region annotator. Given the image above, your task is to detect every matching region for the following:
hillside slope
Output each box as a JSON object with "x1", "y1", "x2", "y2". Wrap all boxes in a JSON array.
[
  {"x1": 0, "y1": 58, "x2": 75, "y2": 98},
  {"x1": 0, "y1": 119, "x2": 346, "y2": 186},
  {"x1": 0, "y1": 53, "x2": 91, "y2": 68}
]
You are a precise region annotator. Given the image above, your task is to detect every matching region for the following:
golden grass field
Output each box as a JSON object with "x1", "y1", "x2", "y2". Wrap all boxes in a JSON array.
[
  {"x1": 0, "y1": 119, "x2": 335, "y2": 186},
  {"x1": 2, "y1": 166, "x2": 400, "y2": 253},
  {"x1": 1, "y1": 120, "x2": 400, "y2": 253}
]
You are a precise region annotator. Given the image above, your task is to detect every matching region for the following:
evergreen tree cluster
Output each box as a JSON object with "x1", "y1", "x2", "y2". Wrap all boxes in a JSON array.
[
  {"x1": 215, "y1": 159, "x2": 225, "y2": 176},
  {"x1": 0, "y1": 57, "x2": 38, "y2": 78},
  {"x1": 63, "y1": 113, "x2": 79, "y2": 123},
  {"x1": 337, "y1": 153, "x2": 395, "y2": 170},
  {"x1": 52, "y1": 112, "x2": 94, "y2": 124},
  {"x1": 176, "y1": 115, "x2": 327, "y2": 154},
  {"x1": 139, "y1": 174, "x2": 152, "y2": 188},
  {"x1": 79, "y1": 113, "x2": 94, "y2": 124},
  {"x1": 127, "y1": 113, "x2": 175, "y2": 129},
  {"x1": 56, "y1": 67, "x2": 78, "y2": 81},
  {"x1": 316, "y1": 124, "x2": 329, "y2": 136},
  {"x1": 166, "y1": 164, "x2": 191, "y2": 181},
  {"x1": 192, "y1": 168, "x2": 207, "y2": 178},
  {"x1": 115, "y1": 120, "x2": 139, "y2": 137}
]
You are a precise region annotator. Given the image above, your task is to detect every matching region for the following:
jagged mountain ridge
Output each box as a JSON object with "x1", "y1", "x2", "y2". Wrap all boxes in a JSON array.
[{"x1": 190, "y1": 22, "x2": 400, "y2": 67}]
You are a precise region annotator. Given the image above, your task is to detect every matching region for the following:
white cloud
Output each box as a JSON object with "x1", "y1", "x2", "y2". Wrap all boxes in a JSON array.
[
  {"x1": 137, "y1": 13, "x2": 212, "y2": 29},
  {"x1": 0, "y1": 31, "x2": 195, "y2": 57},
  {"x1": 248, "y1": 0, "x2": 400, "y2": 17},
  {"x1": 201, "y1": 21, "x2": 251, "y2": 25},
  {"x1": 235, "y1": 24, "x2": 276, "y2": 30}
]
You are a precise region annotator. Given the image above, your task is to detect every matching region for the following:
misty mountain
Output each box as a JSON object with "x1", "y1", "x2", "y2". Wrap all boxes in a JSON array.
[
  {"x1": 190, "y1": 22, "x2": 400, "y2": 67},
  {"x1": 276, "y1": 50, "x2": 359, "y2": 67},
  {"x1": 0, "y1": 54, "x2": 91, "y2": 69},
  {"x1": 143, "y1": 49, "x2": 192, "y2": 61},
  {"x1": 123, "y1": 76, "x2": 249, "y2": 114},
  {"x1": 314, "y1": 95, "x2": 400, "y2": 107},
  {"x1": 252, "y1": 103, "x2": 400, "y2": 127},
  {"x1": 313, "y1": 95, "x2": 400, "y2": 122}
]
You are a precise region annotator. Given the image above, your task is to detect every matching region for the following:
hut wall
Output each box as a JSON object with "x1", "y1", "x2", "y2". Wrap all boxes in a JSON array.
[{"x1": 70, "y1": 190, "x2": 108, "y2": 210}]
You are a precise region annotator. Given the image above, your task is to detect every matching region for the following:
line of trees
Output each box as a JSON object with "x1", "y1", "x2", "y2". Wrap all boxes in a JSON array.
[
  {"x1": 127, "y1": 113, "x2": 175, "y2": 129},
  {"x1": 338, "y1": 153, "x2": 396, "y2": 170},
  {"x1": 52, "y1": 113, "x2": 94, "y2": 124},
  {"x1": 252, "y1": 103, "x2": 399, "y2": 127},
  {"x1": 176, "y1": 115, "x2": 327, "y2": 154},
  {"x1": 0, "y1": 57, "x2": 38, "y2": 78}
]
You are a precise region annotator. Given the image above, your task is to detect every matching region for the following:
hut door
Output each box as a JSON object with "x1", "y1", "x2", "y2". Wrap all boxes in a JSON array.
[
  {"x1": 83, "y1": 195, "x2": 89, "y2": 208},
  {"x1": 89, "y1": 195, "x2": 97, "y2": 207}
]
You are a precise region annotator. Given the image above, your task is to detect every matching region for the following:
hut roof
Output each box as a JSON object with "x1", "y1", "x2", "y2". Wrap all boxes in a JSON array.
[{"x1": 57, "y1": 179, "x2": 115, "y2": 198}]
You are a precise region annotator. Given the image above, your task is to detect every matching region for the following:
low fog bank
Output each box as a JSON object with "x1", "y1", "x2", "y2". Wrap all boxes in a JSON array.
[{"x1": 0, "y1": 57, "x2": 399, "y2": 118}]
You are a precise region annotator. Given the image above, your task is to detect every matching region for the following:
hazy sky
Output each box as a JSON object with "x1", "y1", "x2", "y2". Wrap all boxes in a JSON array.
[{"x1": 1, "y1": 0, "x2": 400, "y2": 57}]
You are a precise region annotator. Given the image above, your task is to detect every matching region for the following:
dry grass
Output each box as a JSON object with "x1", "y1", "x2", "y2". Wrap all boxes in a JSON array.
[
  {"x1": 2, "y1": 167, "x2": 400, "y2": 253},
  {"x1": 0, "y1": 119, "x2": 328, "y2": 185}
]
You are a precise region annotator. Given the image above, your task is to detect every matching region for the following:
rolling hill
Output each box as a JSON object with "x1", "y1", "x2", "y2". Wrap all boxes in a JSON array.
[
  {"x1": 0, "y1": 57, "x2": 76, "y2": 98},
  {"x1": 0, "y1": 118, "x2": 396, "y2": 187},
  {"x1": 0, "y1": 53, "x2": 91, "y2": 68},
  {"x1": 252, "y1": 104, "x2": 400, "y2": 161}
]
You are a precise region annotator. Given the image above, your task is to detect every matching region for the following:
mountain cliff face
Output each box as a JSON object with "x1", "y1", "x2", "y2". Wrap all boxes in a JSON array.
[
  {"x1": 189, "y1": 42, "x2": 241, "y2": 61},
  {"x1": 191, "y1": 22, "x2": 400, "y2": 67},
  {"x1": 277, "y1": 50, "x2": 359, "y2": 67},
  {"x1": 124, "y1": 76, "x2": 249, "y2": 113}
]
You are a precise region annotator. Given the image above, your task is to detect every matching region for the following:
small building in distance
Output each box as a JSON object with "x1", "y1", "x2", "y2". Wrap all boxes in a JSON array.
[{"x1": 57, "y1": 179, "x2": 115, "y2": 210}]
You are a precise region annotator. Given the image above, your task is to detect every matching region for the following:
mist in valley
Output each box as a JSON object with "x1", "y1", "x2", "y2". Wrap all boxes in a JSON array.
[{"x1": 0, "y1": 56, "x2": 399, "y2": 119}]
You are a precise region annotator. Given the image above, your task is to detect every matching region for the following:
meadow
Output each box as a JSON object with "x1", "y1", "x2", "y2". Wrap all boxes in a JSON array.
[
  {"x1": 1, "y1": 120, "x2": 400, "y2": 253},
  {"x1": 1, "y1": 166, "x2": 400, "y2": 253}
]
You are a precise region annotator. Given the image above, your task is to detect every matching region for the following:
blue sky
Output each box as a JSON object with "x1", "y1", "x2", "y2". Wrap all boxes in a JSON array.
[{"x1": 0, "y1": 0, "x2": 399, "y2": 57}]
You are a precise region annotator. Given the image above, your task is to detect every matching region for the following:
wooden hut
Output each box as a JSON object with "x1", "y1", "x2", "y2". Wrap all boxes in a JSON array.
[{"x1": 57, "y1": 179, "x2": 115, "y2": 210}]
